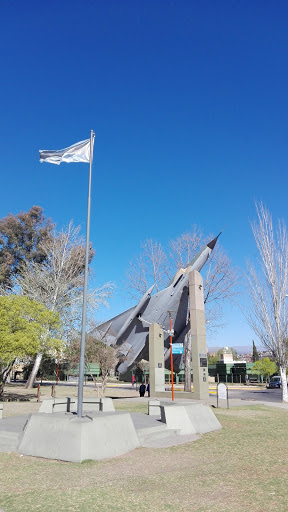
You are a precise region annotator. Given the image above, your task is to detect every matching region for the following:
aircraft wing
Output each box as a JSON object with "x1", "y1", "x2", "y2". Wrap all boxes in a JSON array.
[
  {"x1": 115, "y1": 281, "x2": 190, "y2": 373},
  {"x1": 93, "y1": 307, "x2": 135, "y2": 344}
]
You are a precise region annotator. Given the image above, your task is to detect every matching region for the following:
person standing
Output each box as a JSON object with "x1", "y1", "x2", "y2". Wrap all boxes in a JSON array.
[
  {"x1": 139, "y1": 383, "x2": 146, "y2": 397},
  {"x1": 132, "y1": 374, "x2": 136, "y2": 387}
]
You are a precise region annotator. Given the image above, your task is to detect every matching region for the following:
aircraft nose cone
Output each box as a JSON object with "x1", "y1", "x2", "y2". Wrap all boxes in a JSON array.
[{"x1": 207, "y1": 231, "x2": 222, "y2": 250}]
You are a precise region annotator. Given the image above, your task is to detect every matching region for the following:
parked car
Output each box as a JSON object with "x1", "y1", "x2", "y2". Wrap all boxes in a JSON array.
[{"x1": 267, "y1": 376, "x2": 281, "y2": 389}]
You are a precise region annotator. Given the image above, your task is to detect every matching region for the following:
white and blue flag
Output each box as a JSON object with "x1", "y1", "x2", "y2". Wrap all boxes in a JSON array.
[{"x1": 39, "y1": 138, "x2": 92, "y2": 165}]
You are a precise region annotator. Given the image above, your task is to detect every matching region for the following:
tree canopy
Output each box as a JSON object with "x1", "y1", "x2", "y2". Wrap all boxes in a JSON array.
[
  {"x1": 15, "y1": 221, "x2": 114, "y2": 388},
  {"x1": 0, "y1": 295, "x2": 61, "y2": 393},
  {"x1": 17, "y1": 222, "x2": 97, "y2": 336},
  {"x1": 252, "y1": 358, "x2": 278, "y2": 381},
  {"x1": 0, "y1": 206, "x2": 54, "y2": 290}
]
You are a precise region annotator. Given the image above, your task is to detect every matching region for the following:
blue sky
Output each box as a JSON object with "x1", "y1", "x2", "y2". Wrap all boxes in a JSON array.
[{"x1": 1, "y1": 1, "x2": 288, "y2": 350}]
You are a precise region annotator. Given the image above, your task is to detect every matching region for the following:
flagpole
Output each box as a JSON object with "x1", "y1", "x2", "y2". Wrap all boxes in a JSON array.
[{"x1": 77, "y1": 129, "x2": 95, "y2": 418}]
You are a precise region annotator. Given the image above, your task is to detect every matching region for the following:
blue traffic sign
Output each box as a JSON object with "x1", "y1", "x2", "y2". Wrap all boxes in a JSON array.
[{"x1": 172, "y1": 343, "x2": 184, "y2": 354}]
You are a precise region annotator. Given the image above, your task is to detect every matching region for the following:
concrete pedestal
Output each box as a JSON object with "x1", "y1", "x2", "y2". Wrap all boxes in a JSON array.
[
  {"x1": 38, "y1": 397, "x2": 115, "y2": 414},
  {"x1": 189, "y1": 270, "x2": 209, "y2": 400},
  {"x1": 160, "y1": 405, "x2": 196, "y2": 435},
  {"x1": 148, "y1": 399, "x2": 161, "y2": 416},
  {"x1": 149, "y1": 323, "x2": 165, "y2": 394},
  {"x1": 18, "y1": 412, "x2": 139, "y2": 462},
  {"x1": 160, "y1": 401, "x2": 221, "y2": 434}
]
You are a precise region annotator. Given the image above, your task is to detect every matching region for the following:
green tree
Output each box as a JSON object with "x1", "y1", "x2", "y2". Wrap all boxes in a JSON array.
[
  {"x1": 252, "y1": 340, "x2": 259, "y2": 362},
  {"x1": 0, "y1": 206, "x2": 54, "y2": 290},
  {"x1": 23, "y1": 354, "x2": 68, "y2": 382},
  {"x1": 208, "y1": 353, "x2": 217, "y2": 364},
  {"x1": 252, "y1": 358, "x2": 278, "y2": 382},
  {"x1": 0, "y1": 295, "x2": 62, "y2": 394}
]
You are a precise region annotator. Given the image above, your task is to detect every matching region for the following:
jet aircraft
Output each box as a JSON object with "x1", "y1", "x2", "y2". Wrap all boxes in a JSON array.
[{"x1": 93, "y1": 233, "x2": 221, "y2": 374}]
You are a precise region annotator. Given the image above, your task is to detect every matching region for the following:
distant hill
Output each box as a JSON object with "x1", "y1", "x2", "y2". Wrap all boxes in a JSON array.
[{"x1": 208, "y1": 345, "x2": 264, "y2": 355}]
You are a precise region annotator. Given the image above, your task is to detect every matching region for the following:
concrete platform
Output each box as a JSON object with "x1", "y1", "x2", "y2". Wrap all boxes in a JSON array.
[
  {"x1": 0, "y1": 399, "x2": 222, "y2": 461},
  {"x1": 161, "y1": 404, "x2": 197, "y2": 435},
  {"x1": 38, "y1": 397, "x2": 115, "y2": 413},
  {"x1": 18, "y1": 412, "x2": 140, "y2": 463},
  {"x1": 131, "y1": 412, "x2": 182, "y2": 446},
  {"x1": 0, "y1": 414, "x2": 30, "y2": 452}
]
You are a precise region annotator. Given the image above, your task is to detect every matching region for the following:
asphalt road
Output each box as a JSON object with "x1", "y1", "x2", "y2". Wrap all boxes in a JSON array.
[
  {"x1": 21, "y1": 380, "x2": 286, "y2": 404},
  {"x1": 218, "y1": 386, "x2": 284, "y2": 403}
]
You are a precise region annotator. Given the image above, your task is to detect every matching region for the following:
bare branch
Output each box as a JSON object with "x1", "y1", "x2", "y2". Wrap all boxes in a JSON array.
[
  {"x1": 15, "y1": 221, "x2": 114, "y2": 388},
  {"x1": 168, "y1": 226, "x2": 203, "y2": 269},
  {"x1": 126, "y1": 229, "x2": 239, "y2": 331},
  {"x1": 246, "y1": 202, "x2": 288, "y2": 401},
  {"x1": 126, "y1": 239, "x2": 170, "y2": 300}
]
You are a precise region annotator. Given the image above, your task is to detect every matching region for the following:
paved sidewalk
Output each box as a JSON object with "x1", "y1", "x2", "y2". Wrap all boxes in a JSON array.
[
  {"x1": 207, "y1": 395, "x2": 288, "y2": 409},
  {"x1": 115, "y1": 394, "x2": 288, "y2": 410}
]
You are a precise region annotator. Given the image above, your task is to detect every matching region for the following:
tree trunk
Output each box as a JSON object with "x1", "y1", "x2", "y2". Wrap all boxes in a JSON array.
[
  {"x1": 89, "y1": 372, "x2": 97, "y2": 387},
  {"x1": 280, "y1": 366, "x2": 288, "y2": 402},
  {"x1": 184, "y1": 332, "x2": 192, "y2": 392},
  {"x1": 25, "y1": 352, "x2": 43, "y2": 389},
  {"x1": 0, "y1": 362, "x2": 14, "y2": 395},
  {"x1": 101, "y1": 372, "x2": 108, "y2": 396}
]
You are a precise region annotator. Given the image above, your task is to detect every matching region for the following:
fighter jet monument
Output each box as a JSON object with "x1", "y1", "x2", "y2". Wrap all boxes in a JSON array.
[{"x1": 94, "y1": 233, "x2": 221, "y2": 375}]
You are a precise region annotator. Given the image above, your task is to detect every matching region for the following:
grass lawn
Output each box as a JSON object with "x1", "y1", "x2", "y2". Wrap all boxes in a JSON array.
[{"x1": 0, "y1": 400, "x2": 288, "y2": 512}]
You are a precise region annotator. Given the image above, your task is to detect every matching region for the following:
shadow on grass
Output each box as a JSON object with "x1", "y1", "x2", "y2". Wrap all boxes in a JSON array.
[
  {"x1": 0, "y1": 391, "x2": 36, "y2": 402},
  {"x1": 107, "y1": 396, "x2": 143, "y2": 400}
]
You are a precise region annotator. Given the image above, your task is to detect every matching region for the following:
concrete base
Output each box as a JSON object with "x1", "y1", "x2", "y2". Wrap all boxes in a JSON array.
[
  {"x1": 18, "y1": 412, "x2": 139, "y2": 462},
  {"x1": 0, "y1": 400, "x2": 222, "y2": 460},
  {"x1": 160, "y1": 405, "x2": 196, "y2": 435},
  {"x1": 38, "y1": 397, "x2": 115, "y2": 414},
  {"x1": 0, "y1": 429, "x2": 19, "y2": 452},
  {"x1": 151, "y1": 391, "x2": 196, "y2": 399},
  {"x1": 184, "y1": 403, "x2": 222, "y2": 433},
  {"x1": 160, "y1": 402, "x2": 221, "y2": 434},
  {"x1": 148, "y1": 399, "x2": 161, "y2": 416},
  {"x1": 39, "y1": 398, "x2": 76, "y2": 413},
  {"x1": 100, "y1": 398, "x2": 115, "y2": 412}
]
